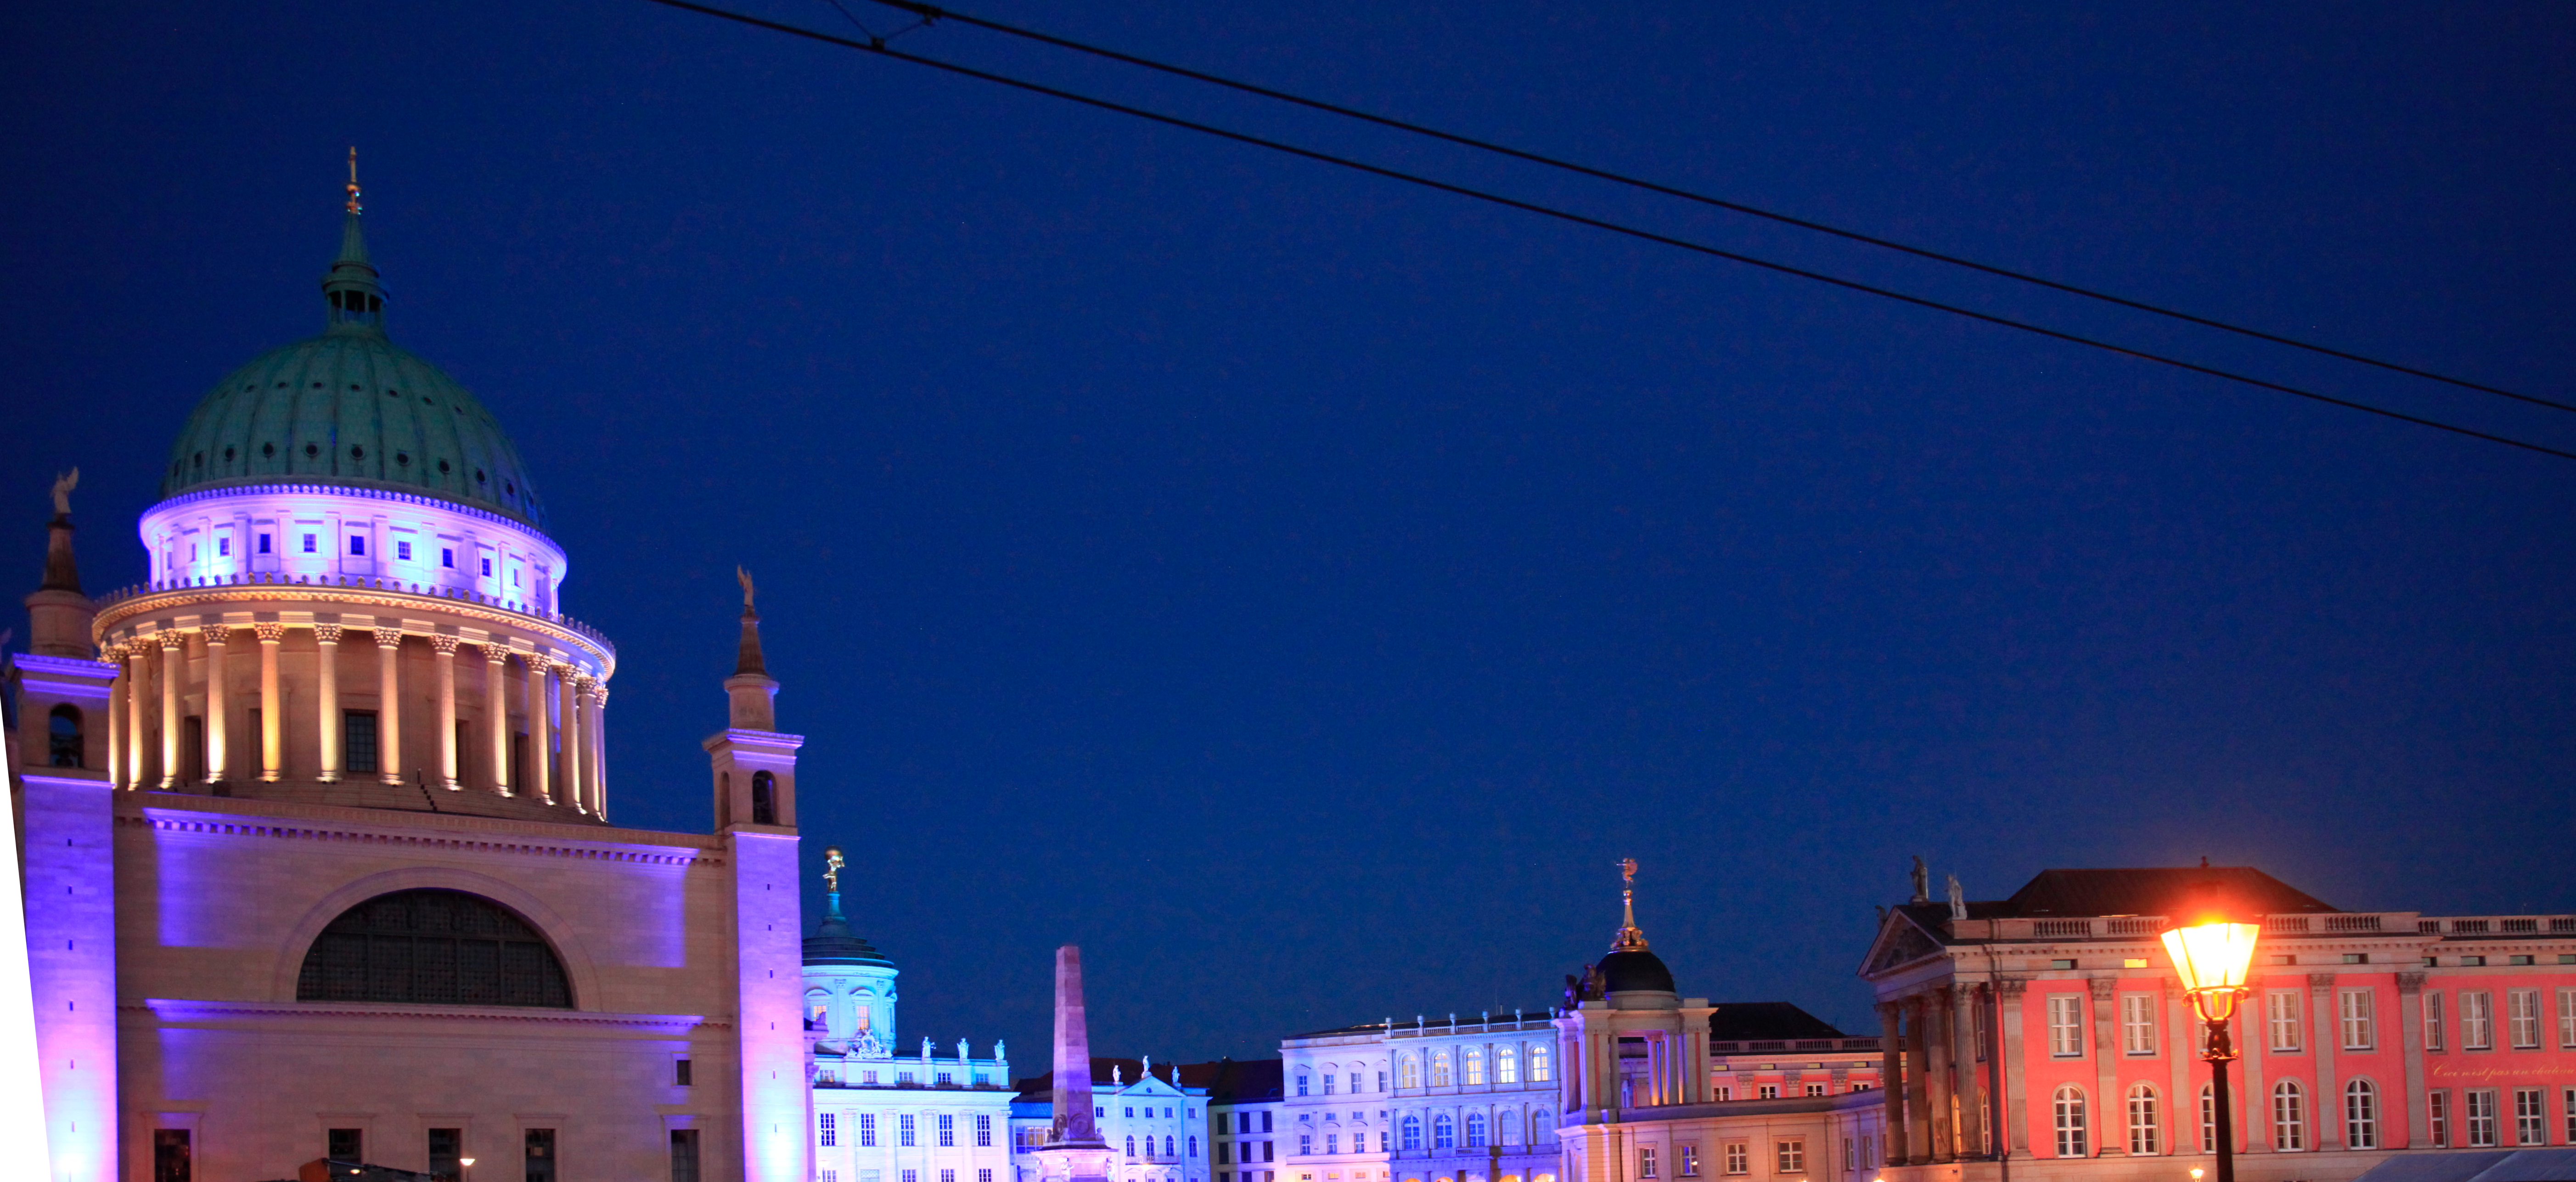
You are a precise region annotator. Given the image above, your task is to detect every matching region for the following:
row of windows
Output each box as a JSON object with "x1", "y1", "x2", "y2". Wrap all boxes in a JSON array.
[
  {"x1": 1710, "y1": 1082, "x2": 1867, "y2": 1101},
  {"x1": 1304, "y1": 1047, "x2": 1556, "y2": 1096},
  {"x1": 2428, "y1": 1087, "x2": 2576, "y2": 1149},
  {"x1": 819, "y1": 1113, "x2": 998, "y2": 1148},
  {"x1": 1216, "y1": 1142, "x2": 1276, "y2": 1164},
  {"x1": 816, "y1": 1168, "x2": 998, "y2": 1182},
  {"x1": 2041, "y1": 1079, "x2": 2395, "y2": 1156},
  {"x1": 166, "y1": 530, "x2": 522, "y2": 581},
  {"x1": 153, "y1": 1126, "x2": 560, "y2": 1182},
  {"x1": 2040, "y1": 986, "x2": 2576, "y2": 1059}
]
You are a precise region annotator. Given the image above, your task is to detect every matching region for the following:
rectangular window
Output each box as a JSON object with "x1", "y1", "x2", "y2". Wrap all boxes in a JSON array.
[
  {"x1": 1220, "y1": 1144, "x2": 1233, "y2": 1165},
  {"x1": 1758, "y1": 1085, "x2": 1779, "y2": 1100},
  {"x1": 1378, "y1": 1071, "x2": 1388, "y2": 1092},
  {"x1": 429, "y1": 1127, "x2": 462, "y2": 1182},
  {"x1": 904, "y1": 1171, "x2": 918, "y2": 1182},
  {"x1": 2267, "y1": 991, "x2": 2303, "y2": 1052},
  {"x1": 2464, "y1": 992, "x2": 2495, "y2": 1050},
  {"x1": 860, "y1": 1114, "x2": 878, "y2": 1147},
  {"x1": 1805, "y1": 1083, "x2": 1825, "y2": 1098},
  {"x1": 303, "y1": 533, "x2": 318, "y2": 553},
  {"x1": 2559, "y1": 990, "x2": 2576, "y2": 1048},
  {"x1": 1714, "y1": 1086, "x2": 1732, "y2": 1101},
  {"x1": 155, "y1": 1129, "x2": 191, "y2": 1182},
  {"x1": 398, "y1": 540, "x2": 413, "y2": 561},
  {"x1": 259, "y1": 533, "x2": 272, "y2": 554},
  {"x1": 328, "y1": 1128, "x2": 363, "y2": 1163},
  {"x1": 2121, "y1": 994, "x2": 2156, "y2": 1055},
  {"x1": 901, "y1": 1114, "x2": 917, "y2": 1147},
  {"x1": 343, "y1": 710, "x2": 378, "y2": 773},
  {"x1": 352, "y1": 535, "x2": 367, "y2": 556},
  {"x1": 219, "y1": 537, "x2": 231, "y2": 557},
  {"x1": 1723, "y1": 1143, "x2": 1749, "y2": 1176},
  {"x1": 1326, "y1": 1135, "x2": 1339, "y2": 1154},
  {"x1": 1775, "y1": 1139, "x2": 1805, "y2": 1175},
  {"x1": 1679, "y1": 1145, "x2": 1699, "y2": 1176},
  {"x1": 2564, "y1": 1087, "x2": 2576, "y2": 1145},
  {"x1": 939, "y1": 1114, "x2": 956, "y2": 1148},
  {"x1": 2468, "y1": 1090, "x2": 2498, "y2": 1148},
  {"x1": 978, "y1": 1114, "x2": 994, "y2": 1147},
  {"x1": 526, "y1": 1128, "x2": 557, "y2": 1182},
  {"x1": 2509, "y1": 991, "x2": 2542, "y2": 1049},
  {"x1": 942, "y1": 1170, "x2": 956, "y2": 1182},
  {"x1": 2340, "y1": 989, "x2": 2375, "y2": 1049},
  {"x1": 2047, "y1": 994, "x2": 2085, "y2": 1057},
  {"x1": 1843, "y1": 1138, "x2": 1854, "y2": 1173},
  {"x1": 2427, "y1": 992, "x2": 2447, "y2": 1052},
  {"x1": 2431, "y1": 1091, "x2": 2450, "y2": 1148},
  {"x1": 822, "y1": 1113, "x2": 839, "y2": 1147},
  {"x1": 2514, "y1": 1088, "x2": 2544, "y2": 1145},
  {"x1": 1299, "y1": 1135, "x2": 1313, "y2": 1155},
  {"x1": 983, "y1": 1172, "x2": 995, "y2": 1182},
  {"x1": 1264, "y1": 1114, "x2": 1274, "y2": 1134},
  {"x1": 676, "y1": 1057, "x2": 693, "y2": 1086},
  {"x1": 1639, "y1": 1147, "x2": 1657, "y2": 1178}
]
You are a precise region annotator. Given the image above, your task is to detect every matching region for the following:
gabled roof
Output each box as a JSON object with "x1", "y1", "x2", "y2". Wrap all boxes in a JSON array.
[
  {"x1": 1706, "y1": 1002, "x2": 1847, "y2": 1041},
  {"x1": 1185, "y1": 1058, "x2": 1284, "y2": 1103}
]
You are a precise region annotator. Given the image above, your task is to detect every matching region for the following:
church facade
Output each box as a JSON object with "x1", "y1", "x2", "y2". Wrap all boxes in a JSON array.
[{"x1": 11, "y1": 182, "x2": 811, "y2": 1182}]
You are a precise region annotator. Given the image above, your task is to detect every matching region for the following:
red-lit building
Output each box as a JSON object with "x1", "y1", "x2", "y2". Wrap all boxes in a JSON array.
[{"x1": 1856, "y1": 867, "x2": 2576, "y2": 1182}]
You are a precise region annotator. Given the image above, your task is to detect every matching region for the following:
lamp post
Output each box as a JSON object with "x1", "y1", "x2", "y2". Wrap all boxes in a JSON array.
[
  {"x1": 459, "y1": 1155, "x2": 476, "y2": 1182},
  {"x1": 2160, "y1": 918, "x2": 2260, "y2": 1182}
]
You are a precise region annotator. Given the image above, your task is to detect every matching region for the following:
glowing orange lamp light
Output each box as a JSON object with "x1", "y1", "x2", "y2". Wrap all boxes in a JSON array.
[{"x1": 2160, "y1": 915, "x2": 2259, "y2": 1182}]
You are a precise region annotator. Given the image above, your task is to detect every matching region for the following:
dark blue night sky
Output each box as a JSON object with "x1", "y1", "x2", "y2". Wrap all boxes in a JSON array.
[{"x1": 8, "y1": 1, "x2": 2573, "y2": 1062}]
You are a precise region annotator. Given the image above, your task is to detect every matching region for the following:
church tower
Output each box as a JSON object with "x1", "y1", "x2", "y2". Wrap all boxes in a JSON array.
[{"x1": 705, "y1": 567, "x2": 799, "y2": 829}]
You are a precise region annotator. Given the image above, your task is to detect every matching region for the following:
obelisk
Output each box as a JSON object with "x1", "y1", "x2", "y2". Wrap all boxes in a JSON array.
[{"x1": 1035, "y1": 946, "x2": 1113, "y2": 1182}]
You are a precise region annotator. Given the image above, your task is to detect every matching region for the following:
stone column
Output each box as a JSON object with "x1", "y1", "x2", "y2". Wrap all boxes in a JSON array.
[
  {"x1": 1927, "y1": 986, "x2": 1957, "y2": 1161},
  {"x1": 525, "y1": 655, "x2": 553, "y2": 804},
  {"x1": 204, "y1": 624, "x2": 230, "y2": 785},
  {"x1": 158, "y1": 631, "x2": 185, "y2": 788},
  {"x1": 1906, "y1": 996, "x2": 1935, "y2": 1163},
  {"x1": 314, "y1": 624, "x2": 343, "y2": 781},
  {"x1": 584, "y1": 679, "x2": 607, "y2": 818},
  {"x1": 1878, "y1": 1003, "x2": 1909, "y2": 1166},
  {"x1": 555, "y1": 663, "x2": 584, "y2": 810},
  {"x1": 2310, "y1": 974, "x2": 2340, "y2": 1150},
  {"x1": 375, "y1": 628, "x2": 404, "y2": 785},
  {"x1": 256, "y1": 624, "x2": 284, "y2": 781},
  {"x1": 103, "y1": 643, "x2": 127, "y2": 788},
  {"x1": 1951, "y1": 984, "x2": 1985, "y2": 1158},
  {"x1": 2398, "y1": 973, "x2": 2428, "y2": 1148},
  {"x1": 2166, "y1": 981, "x2": 2196, "y2": 1154},
  {"x1": 430, "y1": 635, "x2": 461, "y2": 789},
  {"x1": 127, "y1": 642, "x2": 151, "y2": 787},
  {"x1": 486, "y1": 643, "x2": 512, "y2": 794},
  {"x1": 2091, "y1": 977, "x2": 2120, "y2": 1155},
  {"x1": 1997, "y1": 978, "x2": 2031, "y2": 1159},
  {"x1": 2243, "y1": 986, "x2": 2269, "y2": 1153}
]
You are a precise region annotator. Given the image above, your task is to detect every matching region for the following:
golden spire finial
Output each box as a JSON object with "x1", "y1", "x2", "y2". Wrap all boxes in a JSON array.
[
  {"x1": 1612, "y1": 857, "x2": 1649, "y2": 951},
  {"x1": 346, "y1": 146, "x2": 362, "y2": 214},
  {"x1": 824, "y1": 845, "x2": 845, "y2": 893}
]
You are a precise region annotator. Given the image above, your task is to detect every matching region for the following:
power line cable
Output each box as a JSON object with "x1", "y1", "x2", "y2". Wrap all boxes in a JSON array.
[
  {"x1": 638, "y1": 0, "x2": 2576, "y2": 463},
  {"x1": 848, "y1": 0, "x2": 2574, "y2": 418}
]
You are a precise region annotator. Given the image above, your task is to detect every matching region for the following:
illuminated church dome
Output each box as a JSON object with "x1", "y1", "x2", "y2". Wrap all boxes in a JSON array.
[{"x1": 158, "y1": 204, "x2": 548, "y2": 528}]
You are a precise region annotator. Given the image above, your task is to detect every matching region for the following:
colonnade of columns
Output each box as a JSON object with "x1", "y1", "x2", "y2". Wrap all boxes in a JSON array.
[
  {"x1": 99, "y1": 622, "x2": 607, "y2": 816},
  {"x1": 1878, "y1": 982, "x2": 1998, "y2": 1166}
]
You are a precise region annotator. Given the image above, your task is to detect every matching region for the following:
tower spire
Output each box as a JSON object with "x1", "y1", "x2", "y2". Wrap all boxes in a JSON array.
[
  {"x1": 24, "y1": 468, "x2": 96, "y2": 658},
  {"x1": 1610, "y1": 857, "x2": 1649, "y2": 952},
  {"x1": 323, "y1": 147, "x2": 385, "y2": 333},
  {"x1": 725, "y1": 567, "x2": 780, "y2": 730}
]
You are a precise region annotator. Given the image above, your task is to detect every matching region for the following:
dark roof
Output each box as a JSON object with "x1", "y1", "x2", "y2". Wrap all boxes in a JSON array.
[
  {"x1": 804, "y1": 897, "x2": 895, "y2": 968},
  {"x1": 1994, "y1": 867, "x2": 2338, "y2": 918},
  {"x1": 1012, "y1": 1058, "x2": 1195, "y2": 1102},
  {"x1": 1706, "y1": 1002, "x2": 1847, "y2": 1041},
  {"x1": 1184, "y1": 1058, "x2": 1284, "y2": 1103},
  {"x1": 1600, "y1": 949, "x2": 1676, "y2": 994}
]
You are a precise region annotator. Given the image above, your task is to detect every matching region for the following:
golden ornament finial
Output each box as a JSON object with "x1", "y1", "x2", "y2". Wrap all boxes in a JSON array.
[
  {"x1": 346, "y1": 146, "x2": 362, "y2": 214},
  {"x1": 737, "y1": 565, "x2": 758, "y2": 614},
  {"x1": 824, "y1": 845, "x2": 844, "y2": 893},
  {"x1": 1612, "y1": 857, "x2": 1649, "y2": 952}
]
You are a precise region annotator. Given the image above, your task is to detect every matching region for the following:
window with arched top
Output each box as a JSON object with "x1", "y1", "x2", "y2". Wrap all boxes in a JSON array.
[
  {"x1": 1433, "y1": 1115, "x2": 1457, "y2": 1150},
  {"x1": 1529, "y1": 1045, "x2": 1552, "y2": 1082},
  {"x1": 1498, "y1": 1109, "x2": 1521, "y2": 1145},
  {"x1": 1401, "y1": 1116, "x2": 1423, "y2": 1151},
  {"x1": 1400, "y1": 1056, "x2": 1421, "y2": 1089},
  {"x1": 1432, "y1": 1051, "x2": 1453, "y2": 1087},
  {"x1": 1496, "y1": 1046, "x2": 1519, "y2": 1085},
  {"x1": 48, "y1": 704, "x2": 83, "y2": 768},
  {"x1": 2051, "y1": 1086, "x2": 2088, "y2": 1158},
  {"x1": 1465, "y1": 1113, "x2": 1488, "y2": 1148},
  {"x1": 752, "y1": 770, "x2": 777, "y2": 825},
  {"x1": 295, "y1": 889, "x2": 570, "y2": 1007},
  {"x1": 2346, "y1": 1079, "x2": 2379, "y2": 1150},
  {"x1": 1464, "y1": 1048, "x2": 1486, "y2": 1086},
  {"x1": 2126, "y1": 1084, "x2": 2160, "y2": 1155},
  {"x1": 2274, "y1": 1081, "x2": 2307, "y2": 1151}
]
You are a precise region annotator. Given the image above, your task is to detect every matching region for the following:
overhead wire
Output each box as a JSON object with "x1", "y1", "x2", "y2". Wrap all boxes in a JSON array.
[
  {"x1": 637, "y1": 0, "x2": 2576, "y2": 463},
  {"x1": 851, "y1": 0, "x2": 2574, "y2": 418}
]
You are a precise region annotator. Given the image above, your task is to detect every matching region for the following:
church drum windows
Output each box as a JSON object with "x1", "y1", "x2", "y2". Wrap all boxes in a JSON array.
[{"x1": 294, "y1": 888, "x2": 571, "y2": 1007}]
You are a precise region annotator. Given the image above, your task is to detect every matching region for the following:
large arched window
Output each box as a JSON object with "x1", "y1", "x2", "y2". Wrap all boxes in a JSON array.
[
  {"x1": 295, "y1": 889, "x2": 571, "y2": 1007},
  {"x1": 48, "y1": 704, "x2": 83, "y2": 768},
  {"x1": 2345, "y1": 1079, "x2": 2379, "y2": 1150},
  {"x1": 2051, "y1": 1086, "x2": 2088, "y2": 1158},
  {"x1": 1465, "y1": 1113, "x2": 1489, "y2": 1148},
  {"x1": 1432, "y1": 1051, "x2": 1453, "y2": 1087},
  {"x1": 1529, "y1": 1045, "x2": 1552, "y2": 1082},
  {"x1": 2273, "y1": 1081, "x2": 2307, "y2": 1151},
  {"x1": 1433, "y1": 1114, "x2": 1457, "y2": 1150},
  {"x1": 1496, "y1": 1046, "x2": 1520, "y2": 1085},
  {"x1": 1401, "y1": 1115, "x2": 1423, "y2": 1151},
  {"x1": 2126, "y1": 1084, "x2": 2160, "y2": 1155},
  {"x1": 752, "y1": 770, "x2": 778, "y2": 825},
  {"x1": 1400, "y1": 1056, "x2": 1421, "y2": 1089},
  {"x1": 1499, "y1": 1110, "x2": 1522, "y2": 1146},
  {"x1": 1464, "y1": 1047, "x2": 1486, "y2": 1086}
]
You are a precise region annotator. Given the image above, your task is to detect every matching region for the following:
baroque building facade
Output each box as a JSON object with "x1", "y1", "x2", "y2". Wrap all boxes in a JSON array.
[{"x1": 11, "y1": 183, "x2": 810, "y2": 1182}]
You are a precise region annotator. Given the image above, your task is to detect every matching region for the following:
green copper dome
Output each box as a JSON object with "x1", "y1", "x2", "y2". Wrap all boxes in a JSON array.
[{"x1": 158, "y1": 206, "x2": 549, "y2": 529}]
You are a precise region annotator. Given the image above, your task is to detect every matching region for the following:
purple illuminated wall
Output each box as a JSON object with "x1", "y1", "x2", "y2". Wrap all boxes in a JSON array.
[
  {"x1": 734, "y1": 828, "x2": 810, "y2": 1182},
  {"x1": 23, "y1": 771, "x2": 118, "y2": 1182}
]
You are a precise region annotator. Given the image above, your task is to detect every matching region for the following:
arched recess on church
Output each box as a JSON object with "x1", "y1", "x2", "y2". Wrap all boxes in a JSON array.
[
  {"x1": 270, "y1": 867, "x2": 604, "y2": 1007},
  {"x1": 296, "y1": 889, "x2": 572, "y2": 1007}
]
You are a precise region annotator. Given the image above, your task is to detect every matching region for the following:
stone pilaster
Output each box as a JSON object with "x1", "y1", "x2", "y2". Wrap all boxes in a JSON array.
[
  {"x1": 1879, "y1": 1002, "x2": 1910, "y2": 1166},
  {"x1": 314, "y1": 623, "x2": 343, "y2": 781},
  {"x1": 2398, "y1": 972, "x2": 2428, "y2": 1148},
  {"x1": 2090, "y1": 977, "x2": 2120, "y2": 1155},
  {"x1": 374, "y1": 627, "x2": 404, "y2": 785},
  {"x1": 2310, "y1": 973, "x2": 2340, "y2": 1150},
  {"x1": 484, "y1": 642, "x2": 512, "y2": 794},
  {"x1": 157, "y1": 631, "x2": 185, "y2": 788},
  {"x1": 1997, "y1": 978, "x2": 2031, "y2": 1159},
  {"x1": 204, "y1": 624, "x2": 230, "y2": 785},
  {"x1": 255, "y1": 623, "x2": 284, "y2": 781},
  {"x1": 430, "y1": 634, "x2": 461, "y2": 789}
]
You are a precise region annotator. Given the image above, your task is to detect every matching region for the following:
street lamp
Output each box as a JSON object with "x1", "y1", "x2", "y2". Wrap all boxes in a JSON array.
[
  {"x1": 459, "y1": 1155, "x2": 476, "y2": 1182},
  {"x1": 2160, "y1": 917, "x2": 2260, "y2": 1182}
]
